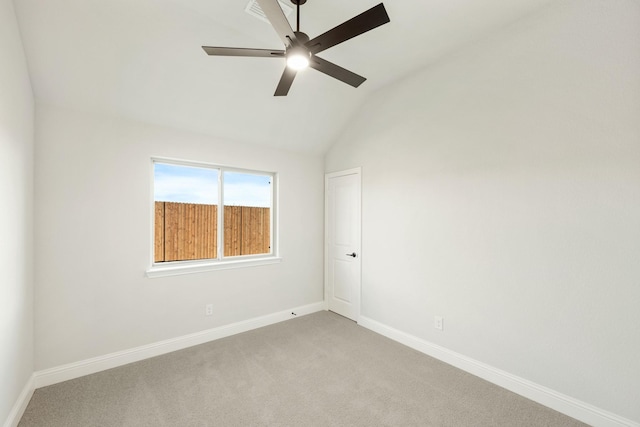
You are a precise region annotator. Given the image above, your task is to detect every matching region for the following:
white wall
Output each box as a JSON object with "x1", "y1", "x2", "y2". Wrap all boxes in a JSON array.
[
  {"x1": 0, "y1": 0, "x2": 34, "y2": 423},
  {"x1": 326, "y1": 0, "x2": 640, "y2": 422},
  {"x1": 34, "y1": 104, "x2": 324, "y2": 370}
]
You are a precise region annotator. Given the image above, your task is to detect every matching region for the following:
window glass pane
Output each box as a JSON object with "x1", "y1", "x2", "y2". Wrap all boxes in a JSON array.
[
  {"x1": 154, "y1": 163, "x2": 219, "y2": 262},
  {"x1": 154, "y1": 163, "x2": 218, "y2": 204},
  {"x1": 223, "y1": 171, "x2": 272, "y2": 257}
]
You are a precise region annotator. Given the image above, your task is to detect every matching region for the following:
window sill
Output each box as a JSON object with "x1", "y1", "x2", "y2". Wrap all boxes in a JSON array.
[{"x1": 146, "y1": 256, "x2": 282, "y2": 278}]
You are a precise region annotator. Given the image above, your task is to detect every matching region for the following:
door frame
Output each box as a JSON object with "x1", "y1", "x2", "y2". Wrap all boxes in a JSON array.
[{"x1": 324, "y1": 167, "x2": 362, "y2": 322}]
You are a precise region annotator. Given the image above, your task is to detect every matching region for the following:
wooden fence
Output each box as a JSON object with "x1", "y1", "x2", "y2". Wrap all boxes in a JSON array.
[{"x1": 154, "y1": 202, "x2": 270, "y2": 262}]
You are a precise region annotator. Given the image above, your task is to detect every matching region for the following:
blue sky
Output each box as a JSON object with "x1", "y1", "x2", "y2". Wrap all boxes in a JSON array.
[{"x1": 154, "y1": 163, "x2": 271, "y2": 207}]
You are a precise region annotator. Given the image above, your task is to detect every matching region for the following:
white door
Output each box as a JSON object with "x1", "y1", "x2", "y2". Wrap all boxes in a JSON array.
[{"x1": 325, "y1": 168, "x2": 361, "y2": 321}]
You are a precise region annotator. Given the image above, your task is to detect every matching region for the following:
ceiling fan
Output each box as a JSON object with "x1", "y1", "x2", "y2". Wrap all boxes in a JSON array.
[{"x1": 202, "y1": 0, "x2": 390, "y2": 96}]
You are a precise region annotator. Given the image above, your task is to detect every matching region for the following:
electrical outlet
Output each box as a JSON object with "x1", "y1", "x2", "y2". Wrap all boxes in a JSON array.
[
  {"x1": 434, "y1": 316, "x2": 444, "y2": 331},
  {"x1": 205, "y1": 304, "x2": 213, "y2": 316}
]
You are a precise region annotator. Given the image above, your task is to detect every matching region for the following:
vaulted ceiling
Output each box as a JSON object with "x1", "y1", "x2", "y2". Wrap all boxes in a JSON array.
[{"x1": 14, "y1": 0, "x2": 555, "y2": 153}]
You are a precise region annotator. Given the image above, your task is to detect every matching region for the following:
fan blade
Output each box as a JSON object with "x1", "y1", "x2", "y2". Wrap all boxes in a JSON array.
[
  {"x1": 305, "y1": 3, "x2": 390, "y2": 55},
  {"x1": 274, "y1": 67, "x2": 297, "y2": 96},
  {"x1": 256, "y1": 0, "x2": 297, "y2": 47},
  {"x1": 309, "y1": 56, "x2": 366, "y2": 88},
  {"x1": 202, "y1": 46, "x2": 285, "y2": 57}
]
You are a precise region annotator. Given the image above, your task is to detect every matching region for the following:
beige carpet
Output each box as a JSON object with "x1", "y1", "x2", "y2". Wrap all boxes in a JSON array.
[{"x1": 19, "y1": 311, "x2": 589, "y2": 426}]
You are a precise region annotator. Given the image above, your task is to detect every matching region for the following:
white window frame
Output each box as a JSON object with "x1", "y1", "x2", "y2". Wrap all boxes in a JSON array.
[{"x1": 146, "y1": 157, "x2": 280, "y2": 278}]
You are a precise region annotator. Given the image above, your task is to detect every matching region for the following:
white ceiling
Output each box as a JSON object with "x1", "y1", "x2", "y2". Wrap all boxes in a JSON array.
[{"x1": 14, "y1": 0, "x2": 555, "y2": 153}]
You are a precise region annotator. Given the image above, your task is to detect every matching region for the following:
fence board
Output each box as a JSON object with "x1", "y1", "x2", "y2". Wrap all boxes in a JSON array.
[
  {"x1": 224, "y1": 206, "x2": 241, "y2": 256},
  {"x1": 164, "y1": 202, "x2": 177, "y2": 261},
  {"x1": 154, "y1": 202, "x2": 165, "y2": 262},
  {"x1": 154, "y1": 202, "x2": 268, "y2": 262}
]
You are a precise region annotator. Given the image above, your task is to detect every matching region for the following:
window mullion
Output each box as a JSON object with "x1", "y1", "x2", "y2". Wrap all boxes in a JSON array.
[
  {"x1": 218, "y1": 169, "x2": 224, "y2": 261},
  {"x1": 269, "y1": 176, "x2": 274, "y2": 255}
]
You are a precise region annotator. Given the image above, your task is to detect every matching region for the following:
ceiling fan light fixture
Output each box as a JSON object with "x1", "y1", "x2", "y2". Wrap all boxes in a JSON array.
[
  {"x1": 286, "y1": 48, "x2": 311, "y2": 70},
  {"x1": 202, "y1": 1, "x2": 390, "y2": 96}
]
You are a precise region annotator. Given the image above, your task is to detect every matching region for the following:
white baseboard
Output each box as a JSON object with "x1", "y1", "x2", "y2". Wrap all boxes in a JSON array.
[
  {"x1": 35, "y1": 302, "x2": 324, "y2": 389},
  {"x1": 3, "y1": 374, "x2": 35, "y2": 427},
  {"x1": 358, "y1": 316, "x2": 638, "y2": 427}
]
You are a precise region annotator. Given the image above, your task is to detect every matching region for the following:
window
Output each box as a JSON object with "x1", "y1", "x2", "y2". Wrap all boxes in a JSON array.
[{"x1": 148, "y1": 159, "x2": 278, "y2": 276}]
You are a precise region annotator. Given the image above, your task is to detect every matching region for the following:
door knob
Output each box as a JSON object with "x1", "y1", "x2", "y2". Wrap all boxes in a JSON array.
[{"x1": 346, "y1": 252, "x2": 357, "y2": 258}]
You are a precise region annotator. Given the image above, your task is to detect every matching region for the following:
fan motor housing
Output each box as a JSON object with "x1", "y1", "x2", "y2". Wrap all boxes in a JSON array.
[
  {"x1": 290, "y1": 0, "x2": 307, "y2": 5},
  {"x1": 294, "y1": 31, "x2": 310, "y2": 44}
]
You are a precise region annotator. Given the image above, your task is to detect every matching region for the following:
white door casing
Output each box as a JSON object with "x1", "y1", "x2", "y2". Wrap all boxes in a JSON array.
[{"x1": 325, "y1": 168, "x2": 361, "y2": 321}]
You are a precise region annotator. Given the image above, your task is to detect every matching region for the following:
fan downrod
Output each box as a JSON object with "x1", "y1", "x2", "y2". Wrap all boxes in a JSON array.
[{"x1": 290, "y1": 0, "x2": 307, "y2": 35}]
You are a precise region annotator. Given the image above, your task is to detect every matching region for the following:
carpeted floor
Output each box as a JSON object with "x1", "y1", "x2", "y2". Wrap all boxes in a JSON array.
[{"x1": 19, "y1": 311, "x2": 589, "y2": 426}]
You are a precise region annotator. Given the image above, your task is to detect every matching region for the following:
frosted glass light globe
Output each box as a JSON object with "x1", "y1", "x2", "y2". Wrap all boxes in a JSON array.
[{"x1": 286, "y1": 48, "x2": 310, "y2": 70}]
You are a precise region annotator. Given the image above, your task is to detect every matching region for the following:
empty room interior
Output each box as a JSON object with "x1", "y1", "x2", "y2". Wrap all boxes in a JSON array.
[{"x1": 2, "y1": 0, "x2": 639, "y2": 426}]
